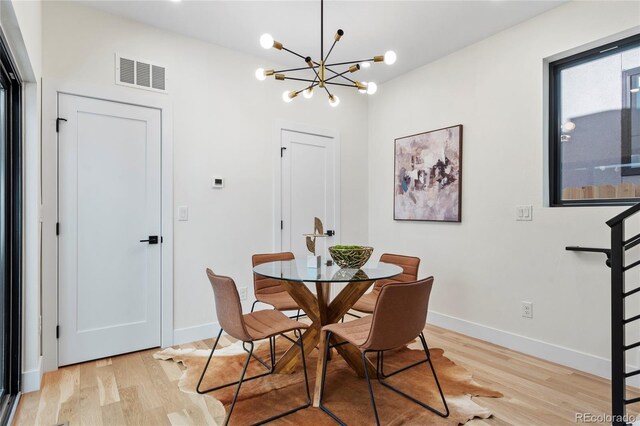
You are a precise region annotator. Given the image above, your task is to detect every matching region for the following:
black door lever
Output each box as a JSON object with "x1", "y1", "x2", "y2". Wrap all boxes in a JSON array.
[{"x1": 140, "y1": 236, "x2": 159, "y2": 244}]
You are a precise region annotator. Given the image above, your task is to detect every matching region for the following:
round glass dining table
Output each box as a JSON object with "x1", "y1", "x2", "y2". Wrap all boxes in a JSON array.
[
  {"x1": 252, "y1": 259, "x2": 403, "y2": 284},
  {"x1": 253, "y1": 259, "x2": 403, "y2": 405}
]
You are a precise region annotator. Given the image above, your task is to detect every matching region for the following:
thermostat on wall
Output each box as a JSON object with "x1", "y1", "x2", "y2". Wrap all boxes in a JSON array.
[{"x1": 212, "y1": 177, "x2": 224, "y2": 188}]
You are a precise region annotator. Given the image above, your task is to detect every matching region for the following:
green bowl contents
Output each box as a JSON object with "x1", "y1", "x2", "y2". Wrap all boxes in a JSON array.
[{"x1": 328, "y1": 245, "x2": 374, "y2": 269}]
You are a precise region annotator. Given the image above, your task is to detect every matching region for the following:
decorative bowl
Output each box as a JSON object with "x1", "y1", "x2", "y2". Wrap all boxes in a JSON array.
[{"x1": 328, "y1": 245, "x2": 374, "y2": 269}]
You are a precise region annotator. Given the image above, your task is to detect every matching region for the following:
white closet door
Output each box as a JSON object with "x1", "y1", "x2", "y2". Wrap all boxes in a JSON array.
[{"x1": 58, "y1": 93, "x2": 162, "y2": 366}]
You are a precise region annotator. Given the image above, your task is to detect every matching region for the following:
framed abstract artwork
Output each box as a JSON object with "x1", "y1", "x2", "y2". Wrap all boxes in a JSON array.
[{"x1": 394, "y1": 125, "x2": 463, "y2": 222}]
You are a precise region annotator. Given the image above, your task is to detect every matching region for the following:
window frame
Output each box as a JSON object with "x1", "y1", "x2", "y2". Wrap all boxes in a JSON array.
[
  {"x1": 549, "y1": 33, "x2": 640, "y2": 207},
  {"x1": 0, "y1": 30, "x2": 21, "y2": 422},
  {"x1": 621, "y1": 66, "x2": 640, "y2": 177}
]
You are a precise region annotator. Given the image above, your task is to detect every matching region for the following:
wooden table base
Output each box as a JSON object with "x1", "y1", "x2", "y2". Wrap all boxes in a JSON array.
[{"x1": 273, "y1": 279, "x2": 376, "y2": 383}]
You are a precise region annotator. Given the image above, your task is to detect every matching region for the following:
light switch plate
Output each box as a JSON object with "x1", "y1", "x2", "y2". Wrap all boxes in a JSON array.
[
  {"x1": 516, "y1": 205, "x2": 533, "y2": 221},
  {"x1": 178, "y1": 206, "x2": 189, "y2": 221}
]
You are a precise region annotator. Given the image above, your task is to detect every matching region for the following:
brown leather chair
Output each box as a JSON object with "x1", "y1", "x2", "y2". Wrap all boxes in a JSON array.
[
  {"x1": 317, "y1": 277, "x2": 449, "y2": 425},
  {"x1": 351, "y1": 253, "x2": 420, "y2": 315},
  {"x1": 198, "y1": 269, "x2": 311, "y2": 425},
  {"x1": 252, "y1": 252, "x2": 303, "y2": 319}
]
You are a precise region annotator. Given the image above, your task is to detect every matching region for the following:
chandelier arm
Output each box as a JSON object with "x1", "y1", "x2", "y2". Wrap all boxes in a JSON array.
[
  {"x1": 307, "y1": 62, "x2": 322, "y2": 82},
  {"x1": 324, "y1": 39, "x2": 338, "y2": 63},
  {"x1": 294, "y1": 82, "x2": 319, "y2": 96},
  {"x1": 325, "y1": 67, "x2": 357, "y2": 84},
  {"x1": 274, "y1": 65, "x2": 319, "y2": 73},
  {"x1": 324, "y1": 81, "x2": 360, "y2": 88},
  {"x1": 301, "y1": 82, "x2": 319, "y2": 94},
  {"x1": 282, "y1": 47, "x2": 309, "y2": 61},
  {"x1": 325, "y1": 59, "x2": 375, "y2": 67},
  {"x1": 324, "y1": 69, "x2": 352, "y2": 83},
  {"x1": 283, "y1": 77, "x2": 318, "y2": 83}
]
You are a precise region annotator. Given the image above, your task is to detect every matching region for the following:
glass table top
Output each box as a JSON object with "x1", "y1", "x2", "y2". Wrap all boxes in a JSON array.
[{"x1": 253, "y1": 259, "x2": 403, "y2": 283}]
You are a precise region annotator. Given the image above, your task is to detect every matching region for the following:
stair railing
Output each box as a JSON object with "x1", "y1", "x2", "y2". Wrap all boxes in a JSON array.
[{"x1": 568, "y1": 202, "x2": 640, "y2": 426}]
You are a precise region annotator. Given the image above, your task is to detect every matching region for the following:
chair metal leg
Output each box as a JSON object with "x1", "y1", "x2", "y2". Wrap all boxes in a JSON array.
[
  {"x1": 224, "y1": 341, "x2": 254, "y2": 426},
  {"x1": 376, "y1": 333, "x2": 449, "y2": 418},
  {"x1": 251, "y1": 300, "x2": 258, "y2": 313},
  {"x1": 197, "y1": 327, "x2": 311, "y2": 425},
  {"x1": 197, "y1": 330, "x2": 274, "y2": 395},
  {"x1": 363, "y1": 351, "x2": 381, "y2": 425},
  {"x1": 318, "y1": 331, "x2": 347, "y2": 426},
  {"x1": 252, "y1": 329, "x2": 312, "y2": 425},
  {"x1": 196, "y1": 328, "x2": 224, "y2": 394},
  {"x1": 378, "y1": 332, "x2": 429, "y2": 379},
  {"x1": 341, "y1": 311, "x2": 363, "y2": 323},
  {"x1": 242, "y1": 337, "x2": 274, "y2": 372}
]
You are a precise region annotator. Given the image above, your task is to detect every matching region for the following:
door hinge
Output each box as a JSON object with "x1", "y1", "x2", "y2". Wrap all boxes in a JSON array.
[
  {"x1": 280, "y1": 147, "x2": 287, "y2": 157},
  {"x1": 56, "y1": 117, "x2": 67, "y2": 133},
  {"x1": 56, "y1": 222, "x2": 60, "y2": 236},
  {"x1": 281, "y1": 220, "x2": 283, "y2": 230},
  {"x1": 56, "y1": 325, "x2": 59, "y2": 339}
]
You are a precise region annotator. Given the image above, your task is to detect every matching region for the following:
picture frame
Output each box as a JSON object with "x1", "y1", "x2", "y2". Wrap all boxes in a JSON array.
[{"x1": 394, "y1": 125, "x2": 463, "y2": 222}]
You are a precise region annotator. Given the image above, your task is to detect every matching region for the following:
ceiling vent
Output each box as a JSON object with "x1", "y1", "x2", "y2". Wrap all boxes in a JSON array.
[{"x1": 115, "y1": 54, "x2": 167, "y2": 93}]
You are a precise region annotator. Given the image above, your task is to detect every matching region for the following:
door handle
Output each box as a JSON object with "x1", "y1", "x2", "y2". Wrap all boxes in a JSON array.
[{"x1": 140, "y1": 236, "x2": 159, "y2": 244}]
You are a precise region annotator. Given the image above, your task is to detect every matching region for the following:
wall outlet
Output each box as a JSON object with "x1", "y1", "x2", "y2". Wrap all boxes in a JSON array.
[
  {"x1": 238, "y1": 287, "x2": 247, "y2": 301},
  {"x1": 522, "y1": 301, "x2": 533, "y2": 319}
]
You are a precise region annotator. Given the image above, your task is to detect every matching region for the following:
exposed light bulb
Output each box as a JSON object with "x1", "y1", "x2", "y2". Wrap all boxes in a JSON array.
[
  {"x1": 303, "y1": 87, "x2": 314, "y2": 99},
  {"x1": 260, "y1": 33, "x2": 274, "y2": 49},
  {"x1": 329, "y1": 95, "x2": 340, "y2": 107},
  {"x1": 366, "y1": 82, "x2": 378, "y2": 95},
  {"x1": 255, "y1": 68, "x2": 266, "y2": 81},
  {"x1": 360, "y1": 62, "x2": 371, "y2": 69},
  {"x1": 383, "y1": 50, "x2": 397, "y2": 65},
  {"x1": 282, "y1": 90, "x2": 297, "y2": 103}
]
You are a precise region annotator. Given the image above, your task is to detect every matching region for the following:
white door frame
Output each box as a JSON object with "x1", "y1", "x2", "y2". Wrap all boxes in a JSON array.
[
  {"x1": 42, "y1": 79, "x2": 174, "y2": 372},
  {"x1": 272, "y1": 120, "x2": 341, "y2": 252}
]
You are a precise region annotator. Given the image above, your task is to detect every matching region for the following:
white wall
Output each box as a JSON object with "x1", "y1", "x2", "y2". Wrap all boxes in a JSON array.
[
  {"x1": 368, "y1": 0, "x2": 640, "y2": 377},
  {"x1": 40, "y1": 1, "x2": 368, "y2": 368}
]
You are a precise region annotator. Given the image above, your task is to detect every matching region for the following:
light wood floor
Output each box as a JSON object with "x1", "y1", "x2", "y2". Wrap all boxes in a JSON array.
[{"x1": 14, "y1": 324, "x2": 639, "y2": 426}]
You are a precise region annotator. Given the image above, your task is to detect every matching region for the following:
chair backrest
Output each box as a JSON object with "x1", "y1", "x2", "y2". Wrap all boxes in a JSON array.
[
  {"x1": 372, "y1": 253, "x2": 421, "y2": 294},
  {"x1": 252, "y1": 252, "x2": 295, "y2": 296},
  {"x1": 362, "y1": 277, "x2": 434, "y2": 351},
  {"x1": 205, "y1": 269, "x2": 251, "y2": 341}
]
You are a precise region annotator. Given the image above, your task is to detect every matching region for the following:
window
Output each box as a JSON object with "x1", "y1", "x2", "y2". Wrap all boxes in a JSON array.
[
  {"x1": 550, "y1": 34, "x2": 640, "y2": 206},
  {"x1": 0, "y1": 32, "x2": 22, "y2": 420}
]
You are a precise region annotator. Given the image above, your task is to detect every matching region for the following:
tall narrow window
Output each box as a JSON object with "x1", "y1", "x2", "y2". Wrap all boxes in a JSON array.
[
  {"x1": 0, "y1": 31, "x2": 21, "y2": 420},
  {"x1": 549, "y1": 34, "x2": 640, "y2": 206}
]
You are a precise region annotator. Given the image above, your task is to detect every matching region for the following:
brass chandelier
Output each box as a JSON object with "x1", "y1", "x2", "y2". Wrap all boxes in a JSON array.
[{"x1": 255, "y1": 0, "x2": 396, "y2": 107}]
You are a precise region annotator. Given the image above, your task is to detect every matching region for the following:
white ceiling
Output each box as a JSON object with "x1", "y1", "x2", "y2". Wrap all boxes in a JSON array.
[{"x1": 79, "y1": 0, "x2": 565, "y2": 83}]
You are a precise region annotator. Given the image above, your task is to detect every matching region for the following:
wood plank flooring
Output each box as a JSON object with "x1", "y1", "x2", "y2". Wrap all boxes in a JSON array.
[{"x1": 14, "y1": 325, "x2": 639, "y2": 425}]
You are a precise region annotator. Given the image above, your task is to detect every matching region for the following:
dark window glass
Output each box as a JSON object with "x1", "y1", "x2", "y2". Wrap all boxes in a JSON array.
[
  {"x1": 550, "y1": 34, "x2": 640, "y2": 206},
  {"x1": 0, "y1": 30, "x2": 22, "y2": 421}
]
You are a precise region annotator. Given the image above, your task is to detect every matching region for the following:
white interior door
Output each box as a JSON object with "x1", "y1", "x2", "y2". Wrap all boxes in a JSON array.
[
  {"x1": 281, "y1": 129, "x2": 338, "y2": 266},
  {"x1": 58, "y1": 93, "x2": 161, "y2": 366}
]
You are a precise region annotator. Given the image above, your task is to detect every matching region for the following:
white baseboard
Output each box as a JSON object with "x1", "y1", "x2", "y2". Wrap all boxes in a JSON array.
[
  {"x1": 428, "y1": 311, "x2": 628, "y2": 382},
  {"x1": 173, "y1": 322, "x2": 220, "y2": 346},
  {"x1": 22, "y1": 357, "x2": 43, "y2": 393}
]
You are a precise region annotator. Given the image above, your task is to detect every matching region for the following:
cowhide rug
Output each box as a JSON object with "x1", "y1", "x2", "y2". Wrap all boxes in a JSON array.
[{"x1": 154, "y1": 336, "x2": 501, "y2": 425}]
